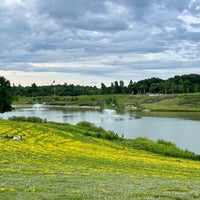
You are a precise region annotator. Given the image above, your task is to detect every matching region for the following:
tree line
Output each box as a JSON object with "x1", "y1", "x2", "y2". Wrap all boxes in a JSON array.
[
  {"x1": 11, "y1": 74, "x2": 200, "y2": 97},
  {"x1": 0, "y1": 74, "x2": 199, "y2": 113}
]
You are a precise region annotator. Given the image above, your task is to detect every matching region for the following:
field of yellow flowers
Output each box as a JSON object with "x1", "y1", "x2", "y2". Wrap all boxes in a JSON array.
[{"x1": 1, "y1": 119, "x2": 200, "y2": 199}]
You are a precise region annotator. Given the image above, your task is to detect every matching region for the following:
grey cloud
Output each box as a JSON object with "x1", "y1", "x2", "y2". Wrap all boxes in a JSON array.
[
  {"x1": 0, "y1": 62, "x2": 33, "y2": 72},
  {"x1": 161, "y1": 0, "x2": 188, "y2": 10},
  {"x1": 191, "y1": 23, "x2": 200, "y2": 28},
  {"x1": 188, "y1": 0, "x2": 200, "y2": 15},
  {"x1": 0, "y1": 0, "x2": 199, "y2": 83},
  {"x1": 36, "y1": 0, "x2": 106, "y2": 19}
]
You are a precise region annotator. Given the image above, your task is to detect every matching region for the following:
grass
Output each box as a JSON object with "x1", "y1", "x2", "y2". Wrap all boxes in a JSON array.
[
  {"x1": 1, "y1": 119, "x2": 200, "y2": 199},
  {"x1": 13, "y1": 93, "x2": 200, "y2": 112},
  {"x1": 124, "y1": 93, "x2": 200, "y2": 112}
]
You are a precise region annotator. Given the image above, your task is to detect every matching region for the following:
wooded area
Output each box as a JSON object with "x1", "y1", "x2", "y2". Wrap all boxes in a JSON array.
[{"x1": 12, "y1": 74, "x2": 200, "y2": 97}]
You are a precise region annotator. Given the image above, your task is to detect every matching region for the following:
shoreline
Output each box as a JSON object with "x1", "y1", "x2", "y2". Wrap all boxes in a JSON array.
[
  {"x1": 12, "y1": 103, "x2": 200, "y2": 113},
  {"x1": 12, "y1": 104, "x2": 101, "y2": 110}
]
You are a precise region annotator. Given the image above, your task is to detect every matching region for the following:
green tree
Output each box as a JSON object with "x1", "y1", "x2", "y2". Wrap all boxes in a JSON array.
[
  {"x1": 31, "y1": 83, "x2": 38, "y2": 97},
  {"x1": 119, "y1": 80, "x2": 124, "y2": 93},
  {"x1": 149, "y1": 83, "x2": 160, "y2": 93},
  {"x1": 101, "y1": 83, "x2": 107, "y2": 94},
  {"x1": 128, "y1": 80, "x2": 134, "y2": 94},
  {"x1": 0, "y1": 76, "x2": 13, "y2": 113},
  {"x1": 114, "y1": 81, "x2": 120, "y2": 93}
]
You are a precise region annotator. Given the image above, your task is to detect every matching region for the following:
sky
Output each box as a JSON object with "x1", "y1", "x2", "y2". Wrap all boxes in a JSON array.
[{"x1": 1, "y1": 0, "x2": 200, "y2": 87}]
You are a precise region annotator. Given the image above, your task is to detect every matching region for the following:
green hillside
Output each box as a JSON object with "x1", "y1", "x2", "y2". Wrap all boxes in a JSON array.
[
  {"x1": 13, "y1": 92, "x2": 200, "y2": 112},
  {"x1": 1, "y1": 120, "x2": 200, "y2": 199}
]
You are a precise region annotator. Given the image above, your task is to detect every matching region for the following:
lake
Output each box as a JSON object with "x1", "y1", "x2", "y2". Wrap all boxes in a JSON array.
[{"x1": 1, "y1": 105, "x2": 200, "y2": 154}]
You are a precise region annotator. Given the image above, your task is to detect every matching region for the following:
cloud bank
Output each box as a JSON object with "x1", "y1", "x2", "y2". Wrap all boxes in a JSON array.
[{"x1": 1, "y1": 0, "x2": 200, "y2": 86}]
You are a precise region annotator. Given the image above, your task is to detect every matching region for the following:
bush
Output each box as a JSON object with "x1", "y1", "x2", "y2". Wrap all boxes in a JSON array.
[
  {"x1": 157, "y1": 139, "x2": 177, "y2": 148},
  {"x1": 76, "y1": 121, "x2": 120, "y2": 141},
  {"x1": 122, "y1": 137, "x2": 200, "y2": 160}
]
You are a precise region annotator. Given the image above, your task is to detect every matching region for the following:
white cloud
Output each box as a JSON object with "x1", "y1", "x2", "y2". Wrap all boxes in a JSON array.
[{"x1": 178, "y1": 9, "x2": 200, "y2": 32}]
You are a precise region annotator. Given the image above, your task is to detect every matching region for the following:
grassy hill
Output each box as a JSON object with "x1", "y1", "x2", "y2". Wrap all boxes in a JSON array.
[
  {"x1": 13, "y1": 93, "x2": 200, "y2": 112},
  {"x1": 1, "y1": 120, "x2": 200, "y2": 199}
]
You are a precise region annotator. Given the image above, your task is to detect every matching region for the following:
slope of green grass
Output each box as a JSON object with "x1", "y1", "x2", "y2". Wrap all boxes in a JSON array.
[
  {"x1": 124, "y1": 93, "x2": 200, "y2": 111},
  {"x1": 13, "y1": 93, "x2": 200, "y2": 112},
  {"x1": 1, "y1": 120, "x2": 200, "y2": 199}
]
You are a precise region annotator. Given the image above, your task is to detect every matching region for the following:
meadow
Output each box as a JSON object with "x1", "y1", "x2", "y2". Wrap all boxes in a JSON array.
[
  {"x1": 1, "y1": 119, "x2": 200, "y2": 199},
  {"x1": 13, "y1": 93, "x2": 200, "y2": 112}
]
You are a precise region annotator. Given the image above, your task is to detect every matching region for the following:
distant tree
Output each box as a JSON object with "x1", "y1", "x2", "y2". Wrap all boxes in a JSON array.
[
  {"x1": 119, "y1": 80, "x2": 125, "y2": 93},
  {"x1": 31, "y1": 83, "x2": 38, "y2": 97},
  {"x1": 0, "y1": 76, "x2": 13, "y2": 113},
  {"x1": 194, "y1": 84, "x2": 200, "y2": 92},
  {"x1": 114, "y1": 81, "x2": 120, "y2": 93},
  {"x1": 149, "y1": 83, "x2": 160, "y2": 93},
  {"x1": 10, "y1": 73, "x2": 200, "y2": 96},
  {"x1": 110, "y1": 82, "x2": 115, "y2": 94},
  {"x1": 183, "y1": 80, "x2": 191, "y2": 93},
  {"x1": 128, "y1": 80, "x2": 134, "y2": 94},
  {"x1": 101, "y1": 83, "x2": 107, "y2": 94},
  {"x1": 139, "y1": 83, "x2": 148, "y2": 94}
]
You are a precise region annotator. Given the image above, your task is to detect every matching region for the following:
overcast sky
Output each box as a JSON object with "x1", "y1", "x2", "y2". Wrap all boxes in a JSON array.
[{"x1": 1, "y1": 0, "x2": 200, "y2": 86}]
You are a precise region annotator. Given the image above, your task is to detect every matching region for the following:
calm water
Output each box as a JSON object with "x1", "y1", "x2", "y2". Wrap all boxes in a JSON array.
[{"x1": 1, "y1": 105, "x2": 200, "y2": 154}]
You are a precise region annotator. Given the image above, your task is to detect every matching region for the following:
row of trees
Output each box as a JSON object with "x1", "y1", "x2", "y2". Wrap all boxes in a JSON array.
[
  {"x1": 12, "y1": 74, "x2": 200, "y2": 97},
  {"x1": 12, "y1": 84, "x2": 100, "y2": 97},
  {"x1": 0, "y1": 74, "x2": 199, "y2": 113},
  {"x1": 128, "y1": 74, "x2": 200, "y2": 94}
]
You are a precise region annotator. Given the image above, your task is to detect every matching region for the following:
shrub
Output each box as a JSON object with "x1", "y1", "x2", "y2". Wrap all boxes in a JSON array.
[
  {"x1": 122, "y1": 137, "x2": 200, "y2": 160},
  {"x1": 76, "y1": 121, "x2": 120, "y2": 141},
  {"x1": 157, "y1": 139, "x2": 177, "y2": 148}
]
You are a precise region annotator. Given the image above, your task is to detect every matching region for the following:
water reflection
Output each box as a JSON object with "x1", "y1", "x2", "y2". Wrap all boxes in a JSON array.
[{"x1": 136, "y1": 111, "x2": 200, "y2": 121}]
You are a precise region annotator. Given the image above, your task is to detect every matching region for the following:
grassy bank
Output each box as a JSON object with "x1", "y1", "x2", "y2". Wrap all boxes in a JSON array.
[
  {"x1": 1, "y1": 119, "x2": 200, "y2": 199},
  {"x1": 13, "y1": 93, "x2": 200, "y2": 112}
]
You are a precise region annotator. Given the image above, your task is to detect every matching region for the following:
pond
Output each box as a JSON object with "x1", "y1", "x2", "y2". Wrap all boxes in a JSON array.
[{"x1": 1, "y1": 104, "x2": 200, "y2": 154}]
